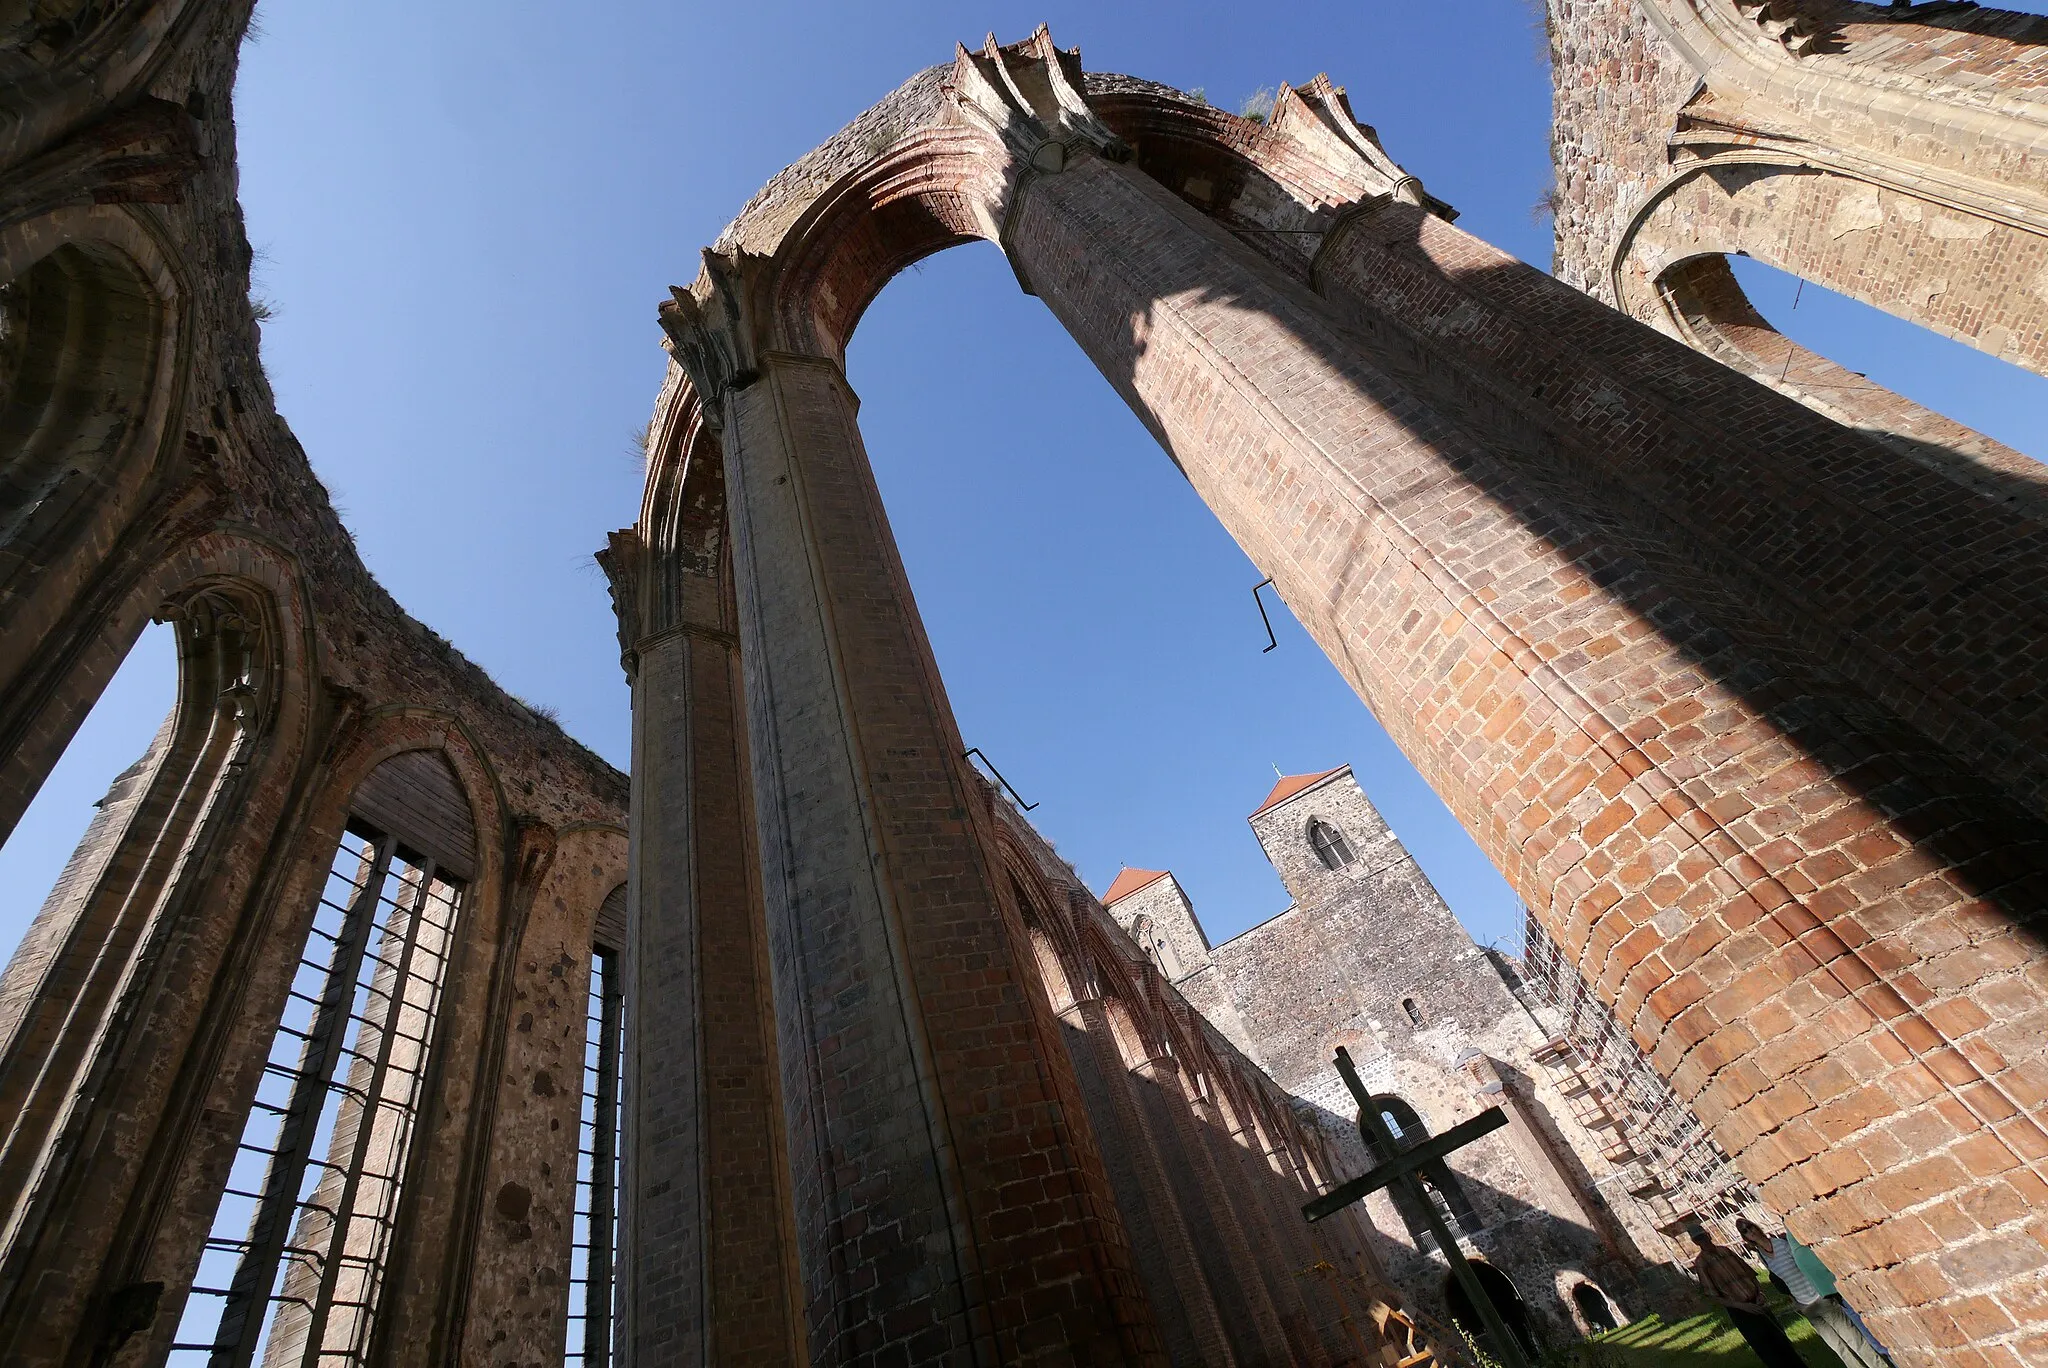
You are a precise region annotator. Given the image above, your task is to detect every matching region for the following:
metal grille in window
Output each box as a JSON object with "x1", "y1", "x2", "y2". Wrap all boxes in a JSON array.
[
  {"x1": 170, "y1": 822, "x2": 462, "y2": 1367},
  {"x1": 565, "y1": 946, "x2": 622, "y2": 1367},
  {"x1": 1310, "y1": 819, "x2": 1354, "y2": 869}
]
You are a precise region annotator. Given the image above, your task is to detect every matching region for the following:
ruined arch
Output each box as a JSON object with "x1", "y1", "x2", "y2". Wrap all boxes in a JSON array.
[
  {"x1": 0, "y1": 209, "x2": 182, "y2": 569},
  {"x1": 0, "y1": 206, "x2": 192, "y2": 834},
  {"x1": 0, "y1": 3, "x2": 209, "y2": 170},
  {"x1": 613, "y1": 23, "x2": 2048, "y2": 1364},
  {"x1": 1606, "y1": 162, "x2": 2048, "y2": 497},
  {"x1": 0, "y1": 531, "x2": 323, "y2": 1361},
  {"x1": 1642, "y1": 250, "x2": 2048, "y2": 510}
]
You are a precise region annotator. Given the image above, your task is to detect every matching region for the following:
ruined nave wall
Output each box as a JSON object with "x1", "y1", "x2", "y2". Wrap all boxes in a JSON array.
[{"x1": 0, "y1": 6, "x2": 628, "y2": 1362}]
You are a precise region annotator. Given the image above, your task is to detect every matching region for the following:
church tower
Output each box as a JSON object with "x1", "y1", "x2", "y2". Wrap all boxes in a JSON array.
[{"x1": 1245, "y1": 765, "x2": 1522, "y2": 1056}]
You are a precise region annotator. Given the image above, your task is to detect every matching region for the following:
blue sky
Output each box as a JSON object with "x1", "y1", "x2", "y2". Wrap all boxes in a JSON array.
[{"x1": 3, "y1": 1, "x2": 2043, "y2": 965}]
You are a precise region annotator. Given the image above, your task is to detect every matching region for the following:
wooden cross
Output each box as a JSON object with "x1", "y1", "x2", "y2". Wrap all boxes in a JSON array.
[{"x1": 1301, "y1": 1045, "x2": 1533, "y2": 1368}]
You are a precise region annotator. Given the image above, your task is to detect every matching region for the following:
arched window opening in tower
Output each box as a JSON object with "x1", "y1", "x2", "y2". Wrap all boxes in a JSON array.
[
  {"x1": 170, "y1": 824, "x2": 464, "y2": 1366},
  {"x1": 1724, "y1": 254, "x2": 2047, "y2": 467},
  {"x1": 1403, "y1": 997, "x2": 1424, "y2": 1028},
  {"x1": 0, "y1": 621, "x2": 176, "y2": 971},
  {"x1": 567, "y1": 943, "x2": 623, "y2": 1367},
  {"x1": 1310, "y1": 819, "x2": 1355, "y2": 870}
]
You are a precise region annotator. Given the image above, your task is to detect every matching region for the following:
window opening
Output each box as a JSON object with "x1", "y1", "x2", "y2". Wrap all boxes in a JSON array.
[
  {"x1": 170, "y1": 821, "x2": 463, "y2": 1367},
  {"x1": 0, "y1": 621, "x2": 176, "y2": 970},
  {"x1": 1402, "y1": 997, "x2": 1424, "y2": 1027},
  {"x1": 1573, "y1": 1281, "x2": 1619, "y2": 1334},
  {"x1": 1309, "y1": 819, "x2": 1354, "y2": 870},
  {"x1": 1726, "y1": 254, "x2": 2047, "y2": 466},
  {"x1": 1417, "y1": 1179, "x2": 1463, "y2": 1252},
  {"x1": 566, "y1": 945, "x2": 622, "y2": 1367}
]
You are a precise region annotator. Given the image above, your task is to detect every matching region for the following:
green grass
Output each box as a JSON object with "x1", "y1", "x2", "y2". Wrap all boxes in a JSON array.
[{"x1": 1579, "y1": 1285, "x2": 1848, "y2": 1368}]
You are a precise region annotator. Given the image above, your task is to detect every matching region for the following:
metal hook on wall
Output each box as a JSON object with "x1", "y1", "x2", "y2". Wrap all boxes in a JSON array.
[
  {"x1": 1252, "y1": 578, "x2": 1280, "y2": 653},
  {"x1": 964, "y1": 747, "x2": 1039, "y2": 810}
]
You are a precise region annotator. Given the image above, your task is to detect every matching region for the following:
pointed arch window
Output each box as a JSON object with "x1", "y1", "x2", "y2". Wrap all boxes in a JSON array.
[
  {"x1": 1133, "y1": 914, "x2": 1181, "y2": 980},
  {"x1": 174, "y1": 750, "x2": 474, "y2": 1366},
  {"x1": 1310, "y1": 819, "x2": 1354, "y2": 870}
]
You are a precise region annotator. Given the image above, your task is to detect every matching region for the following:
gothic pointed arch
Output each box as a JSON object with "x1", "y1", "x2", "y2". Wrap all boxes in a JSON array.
[
  {"x1": 108, "y1": 710, "x2": 516, "y2": 1366},
  {"x1": 0, "y1": 526, "x2": 327, "y2": 1360},
  {"x1": 0, "y1": 4, "x2": 210, "y2": 173},
  {"x1": 0, "y1": 206, "x2": 189, "y2": 718},
  {"x1": 617, "y1": 21, "x2": 2048, "y2": 1362}
]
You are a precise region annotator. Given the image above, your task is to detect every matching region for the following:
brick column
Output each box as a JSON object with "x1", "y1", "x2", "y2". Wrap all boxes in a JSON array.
[
  {"x1": 1003, "y1": 149, "x2": 2048, "y2": 1365},
  {"x1": 622, "y1": 632, "x2": 800, "y2": 1364},
  {"x1": 1197, "y1": 1101, "x2": 1330, "y2": 1367},
  {"x1": 1062, "y1": 998, "x2": 1235, "y2": 1366},
  {"x1": 1129, "y1": 1056, "x2": 1292, "y2": 1365},
  {"x1": 613, "y1": 533, "x2": 802, "y2": 1366},
  {"x1": 1249, "y1": 1128, "x2": 1353, "y2": 1365},
  {"x1": 716, "y1": 352, "x2": 1157, "y2": 1366}
]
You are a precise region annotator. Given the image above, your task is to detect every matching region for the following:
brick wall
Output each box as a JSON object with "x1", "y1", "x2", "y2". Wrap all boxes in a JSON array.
[{"x1": 0, "y1": 6, "x2": 631, "y2": 1363}]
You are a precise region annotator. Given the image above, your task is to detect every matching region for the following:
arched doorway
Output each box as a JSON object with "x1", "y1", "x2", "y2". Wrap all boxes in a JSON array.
[
  {"x1": 1573, "y1": 1281, "x2": 1619, "y2": 1334},
  {"x1": 1445, "y1": 1262, "x2": 1539, "y2": 1363}
]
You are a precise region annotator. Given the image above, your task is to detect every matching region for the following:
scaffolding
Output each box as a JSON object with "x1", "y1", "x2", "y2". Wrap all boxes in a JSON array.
[{"x1": 1518, "y1": 912, "x2": 1767, "y2": 1253}]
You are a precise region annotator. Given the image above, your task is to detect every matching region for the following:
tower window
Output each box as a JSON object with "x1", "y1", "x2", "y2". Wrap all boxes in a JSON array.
[
  {"x1": 1404, "y1": 997, "x2": 1424, "y2": 1027},
  {"x1": 1310, "y1": 819, "x2": 1355, "y2": 870}
]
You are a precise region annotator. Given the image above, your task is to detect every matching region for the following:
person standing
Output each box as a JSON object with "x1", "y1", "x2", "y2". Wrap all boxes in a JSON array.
[
  {"x1": 1688, "y1": 1225, "x2": 1804, "y2": 1368},
  {"x1": 1738, "y1": 1218, "x2": 1891, "y2": 1367}
]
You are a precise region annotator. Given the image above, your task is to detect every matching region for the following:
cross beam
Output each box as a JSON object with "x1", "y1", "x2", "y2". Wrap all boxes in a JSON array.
[
  {"x1": 1302, "y1": 1105, "x2": 1508, "y2": 1223},
  {"x1": 1301, "y1": 1045, "x2": 1534, "y2": 1368}
]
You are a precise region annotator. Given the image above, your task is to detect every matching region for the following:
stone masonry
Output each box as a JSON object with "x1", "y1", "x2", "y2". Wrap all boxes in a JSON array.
[
  {"x1": 0, "y1": 5, "x2": 630, "y2": 1365},
  {"x1": 635, "y1": 23, "x2": 2048, "y2": 1366},
  {"x1": 1549, "y1": 0, "x2": 2048, "y2": 503},
  {"x1": 1103, "y1": 764, "x2": 1750, "y2": 1344}
]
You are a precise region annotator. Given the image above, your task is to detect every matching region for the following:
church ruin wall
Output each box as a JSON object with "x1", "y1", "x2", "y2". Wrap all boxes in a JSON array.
[{"x1": 0, "y1": 6, "x2": 629, "y2": 1363}]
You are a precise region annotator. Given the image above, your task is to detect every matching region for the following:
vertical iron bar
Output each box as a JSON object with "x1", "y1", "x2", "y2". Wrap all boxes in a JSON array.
[{"x1": 297, "y1": 857, "x2": 437, "y2": 1368}]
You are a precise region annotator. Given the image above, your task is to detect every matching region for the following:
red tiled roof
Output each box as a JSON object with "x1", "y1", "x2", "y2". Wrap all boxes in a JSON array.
[
  {"x1": 1250, "y1": 766, "x2": 1345, "y2": 818},
  {"x1": 1102, "y1": 867, "x2": 1169, "y2": 905}
]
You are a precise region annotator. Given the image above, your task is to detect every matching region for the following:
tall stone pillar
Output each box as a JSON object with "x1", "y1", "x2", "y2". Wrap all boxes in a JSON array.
[
  {"x1": 1062, "y1": 996, "x2": 1235, "y2": 1367},
  {"x1": 601, "y1": 502, "x2": 801, "y2": 1364},
  {"x1": 668, "y1": 340, "x2": 1156, "y2": 1365},
  {"x1": 999, "y1": 138, "x2": 2048, "y2": 1364},
  {"x1": 1192, "y1": 1099, "x2": 1327, "y2": 1367},
  {"x1": 1128, "y1": 1056, "x2": 1292, "y2": 1366}
]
